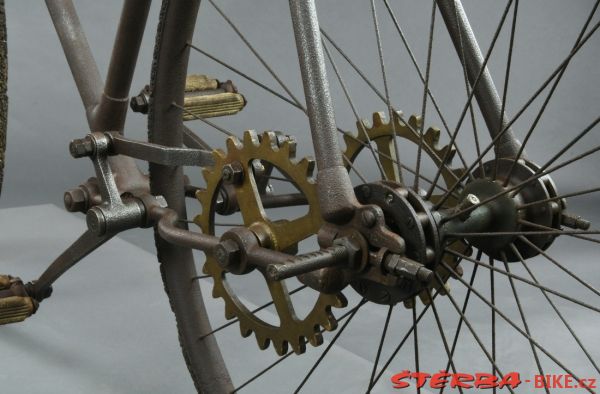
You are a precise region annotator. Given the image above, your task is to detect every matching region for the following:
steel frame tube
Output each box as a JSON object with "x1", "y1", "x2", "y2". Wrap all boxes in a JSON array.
[
  {"x1": 437, "y1": 0, "x2": 523, "y2": 158},
  {"x1": 289, "y1": 0, "x2": 358, "y2": 223},
  {"x1": 46, "y1": 0, "x2": 103, "y2": 122},
  {"x1": 93, "y1": 0, "x2": 151, "y2": 132}
]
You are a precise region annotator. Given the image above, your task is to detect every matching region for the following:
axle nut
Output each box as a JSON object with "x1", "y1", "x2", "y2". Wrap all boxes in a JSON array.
[{"x1": 213, "y1": 239, "x2": 241, "y2": 271}]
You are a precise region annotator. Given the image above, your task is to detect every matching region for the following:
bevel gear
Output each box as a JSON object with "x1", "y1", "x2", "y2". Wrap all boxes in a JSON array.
[
  {"x1": 342, "y1": 111, "x2": 469, "y2": 305},
  {"x1": 195, "y1": 130, "x2": 346, "y2": 355}
]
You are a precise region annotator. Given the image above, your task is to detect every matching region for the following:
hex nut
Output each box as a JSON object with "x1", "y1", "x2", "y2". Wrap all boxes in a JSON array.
[
  {"x1": 213, "y1": 239, "x2": 241, "y2": 271},
  {"x1": 221, "y1": 161, "x2": 244, "y2": 185}
]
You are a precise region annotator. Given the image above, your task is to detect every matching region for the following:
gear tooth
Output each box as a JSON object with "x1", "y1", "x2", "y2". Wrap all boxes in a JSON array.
[
  {"x1": 299, "y1": 157, "x2": 316, "y2": 177},
  {"x1": 334, "y1": 293, "x2": 348, "y2": 308},
  {"x1": 226, "y1": 136, "x2": 243, "y2": 154},
  {"x1": 372, "y1": 111, "x2": 386, "y2": 127},
  {"x1": 308, "y1": 333, "x2": 323, "y2": 347},
  {"x1": 408, "y1": 114, "x2": 421, "y2": 130},
  {"x1": 243, "y1": 130, "x2": 260, "y2": 147},
  {"x1": 424, "y1": 127, "x2": 440, "y2": 144},
  {"x1": 438, "y1": 144, "x2": 456, "y2": 163},
  {"x1": 357, "y1": 118, "x2": 370, "y2": 135},
  {"x1": 281, "y1": 138, "x2": 297, "y2": 159},
  {"x1": 274, "y1": 339, "x2": 289, "y2": 356},
  {"x1": 392, "y1": 109, "x2": 404, "y2": 121},
  {"x1": 239, "y1": 322, "x2": 253, "y2": 338},
  {"x1": 202, "y1": 263, "x2": 210, "y2": 275},
  {"x1": 290, "y1": 338, "x2": 305, "y2": 354},
  {"x1": 261, "y1": 131, "x2": 278, "y2": 149},
  {"x1": 255, "y1": 333, "x2": 271, "y2": 350},
  {"x1": 224, "y1": 302, "x2": 237, "y2": 320}
]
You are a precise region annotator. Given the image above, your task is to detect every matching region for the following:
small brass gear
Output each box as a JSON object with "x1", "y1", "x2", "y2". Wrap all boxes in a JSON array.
[
  {"x1": 195, "y1": 130, "x2": 346, "y2": 355},
  {"x1": 342, "y1": 111, "x2": 469, "y2": 304}
]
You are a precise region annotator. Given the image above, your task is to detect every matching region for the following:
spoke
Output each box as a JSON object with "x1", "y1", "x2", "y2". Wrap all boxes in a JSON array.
[
  {"x1": 322, "y1": 40, "x2": 388, "y2": 180},
  {"x1": 171, "y1": 102, "x2": 236, "y2": 137},
  {"x1": 518, "y1": 186, "x2": 600, "y2": 209},
  {"x1": 439, "y1": 261, "x2": 595, "y2": 394},
  {"x1": 293, "y1": 299, "x2": 366, "y2": 393},
  {"x1": 207, "y1": 0, "x2": 305, "y2": 110},
  {"x1": 343, "y1": 155, "x2": 369, "y2": 184},
  {"x1": 444, "y1": 125, "x2": 600, "y2": 221},
  {"x1": 439, "y1": 256, "x2": 478, "y2": 394},
  {"x1": 445, "y1": 249, "x2": 600, "y2": 313},
  {"x1": 493, "y1": 0, "x2": 519, "y2": 180},
  {"x1": 452, "y1": 0, "x2": 484, "y2": 179},
  {"x1": 370, "y1": 292, "x2": 438, "y2": 390},
  {"x1": 503, "y1": 0, "x2": 600, "y2": 186},
  {"x1": 517, "y1": 235, "x2": 600, "y2": 297},
  {"x1": 187, "y1": 43, "x2": 304, "y2": 112},
  {"x1": 415, "y1": 0, "x2": 437, "y2": 191},
  {"x1": 367, "y1": 305, "x2": 393, "y2": 391},
  {"x1": 432, "y1": 273, "x2": 514, "y2": 394},
  {"x1": 510, "y1": 243, "x2": 600, "y2": 375},
  {"x1": 381, "y1": 0, "x2": 471, "y2": 172},
  {"x1": 490, "y1": 257, "x2": 497, "y2": 394},
  {"x1": 370, "y1": 0, "x2": 404, "y2": 184},
  {"x1": 426, "y1": 0, "x2": 515, "y2": 200},
  {"x1": 434, "y1": 19, "x2": 600, "y2": 209},
  {"x1": 188, "y1": 42, "x2": 444, "y2": 191},
  {"x1": 518, "y1": 220, "x2": 600, "y2": 245},
  {"x1": 501, "y1": 252, "x2": 549, "y2": 394},
  {"x1": 413, "y1": 303, "x2": 421, "y2": 394},
  {"x1": 197, "y1": 285, "x2": 308, "y2": 341},
  {"x1": 232, "y1": 303, "x2": 359, "y2": 393},
  {"x1": 320, "y1": 28, "x2": 465, "y2": 189},
  {"x1": 430, "y1": 295, "x2": 465, "y2": 394},
  {"x1": 448, "y1": 230, "x2": 600, "y2": 237}
]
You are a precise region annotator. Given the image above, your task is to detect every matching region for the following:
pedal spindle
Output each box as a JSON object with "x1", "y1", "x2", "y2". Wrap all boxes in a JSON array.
[
  {"x1": 0, "y1": 275, "x2": 37, "y2": 325},
  {"x1": 182, "y1": 74, "x2": 246, "y2": 120}
]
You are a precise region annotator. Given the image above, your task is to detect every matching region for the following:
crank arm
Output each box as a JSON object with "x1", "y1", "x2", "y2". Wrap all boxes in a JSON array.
[{"x1": 28, "y1": 230, "x2": 113, "y2": 302}]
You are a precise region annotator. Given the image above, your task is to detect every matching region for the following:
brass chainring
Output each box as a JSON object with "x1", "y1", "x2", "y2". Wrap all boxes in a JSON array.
[
  {"x1": 195, "y1": 130, "x2": 346, "y2": 355},
  {"x1": 342, "y1": 111, "x2": 470, "y2": 304}
]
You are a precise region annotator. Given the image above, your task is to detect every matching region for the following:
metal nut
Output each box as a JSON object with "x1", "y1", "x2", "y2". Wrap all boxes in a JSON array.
[
  {"x1": 69, "y1": 137, "x2": 94, "y2": 158},
  {"x1": 64, "y1": 187, "x2": 88, "y2": 213},
  {"x1": 221, "y1": 161, "x2": 244, "y2": 185},
  {"x1": 213, "y1": 239, "x2": 241, "y2": 271}
]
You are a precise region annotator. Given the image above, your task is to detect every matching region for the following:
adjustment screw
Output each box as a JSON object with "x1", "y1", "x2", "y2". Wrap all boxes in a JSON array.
[
  {"x1": 213, "y1": 239, "x2": 241, "y2": 270},
  {"x1": 222, "y1": 162, "x2": 244, "y2": 185},
  {"x1": 456, "y1": 193, "x2": 480, "y2": 220},
  {"x1": 64, "y1": 188, "x2": 88, "y2": 213},
  {"x1": 69, "y1": 137, "x2": 94, "y2": 158},
  {"x1": 561, "y1": 212, "x2": 591, "y2": 230},
  {"x1": 130, "y1": 85, "x2": 150, "y2": 114}
]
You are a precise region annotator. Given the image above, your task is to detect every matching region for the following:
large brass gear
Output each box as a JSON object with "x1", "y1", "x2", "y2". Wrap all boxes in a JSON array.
[
  {"x1": 342, "y1": 111, "x2": 469, "y2": 304},
  {"x1": 195, "y1": 130, "x2": 346, "y2": 355}
]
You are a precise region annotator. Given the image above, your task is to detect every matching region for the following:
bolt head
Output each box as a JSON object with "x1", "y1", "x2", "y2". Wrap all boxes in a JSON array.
[
  {"x1": 64, "y1": 188, "x2": 88, "y2": 212},
  {"x1": 86, "y1": 207, "x2": 107, "y2": 236}
]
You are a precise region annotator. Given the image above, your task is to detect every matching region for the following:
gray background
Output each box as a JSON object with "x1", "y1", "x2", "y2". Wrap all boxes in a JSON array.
[{"x1": 0, "y1": 1, "x2": 599, "y2": 393}]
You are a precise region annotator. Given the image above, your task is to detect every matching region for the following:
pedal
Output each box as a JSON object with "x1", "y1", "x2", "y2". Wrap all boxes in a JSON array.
[
  {"x1": 0, "y1": 275, "x2": 38, "y2": 325},
  {"x1": 182, "y1": 74, "x2": 246, "y2": 120}
]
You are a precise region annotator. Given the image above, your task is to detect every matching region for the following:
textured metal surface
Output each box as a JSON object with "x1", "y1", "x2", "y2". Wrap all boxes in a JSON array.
[
  {"x1": 109, "y1": 133, "x2": 215, "y2": 167},
  {"x1": 289, "y1": 0, "x2": 358, "y2": 222},
  {"x1": 195, "y1": 130, "x2": 345, "y2": 355},
  {"x1": 437, "y1": 0, "x2": 522, "y2": 158}
]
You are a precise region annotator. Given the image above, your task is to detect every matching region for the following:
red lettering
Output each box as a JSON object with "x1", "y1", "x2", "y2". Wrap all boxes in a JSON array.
[
  {"x1": 475, "y1": 373, "x2": 498, "y2": 389},
  {"x1": 535, "y1": 375, "x2": 546, "y2": 388},
  {"x1": 498, "y1": 372, "x2": 522, "y2": 389},
  {"x1": 564, "y1": 375, "x2": 573, "y2": 388},
  {"x1": 391, "y1": 370, "x2": 411, "y2": 389},
  {"x1": 450, "y1": 373, "x2": 474, "y2": 389},
  {"x1": 430, "y1": 371, "x2": 450, "y2": 389},
  {"x1": 551, "y1": 374, "x2": 564, "y2": 388},
  {"x1": 411, "y1": 372, "x2": 431, "y2": 388}
]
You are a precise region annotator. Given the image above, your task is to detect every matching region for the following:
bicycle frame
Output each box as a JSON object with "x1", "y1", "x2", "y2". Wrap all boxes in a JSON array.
[{"x1": 31, "y1": 0, "x2": 523, "y2": 301}]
